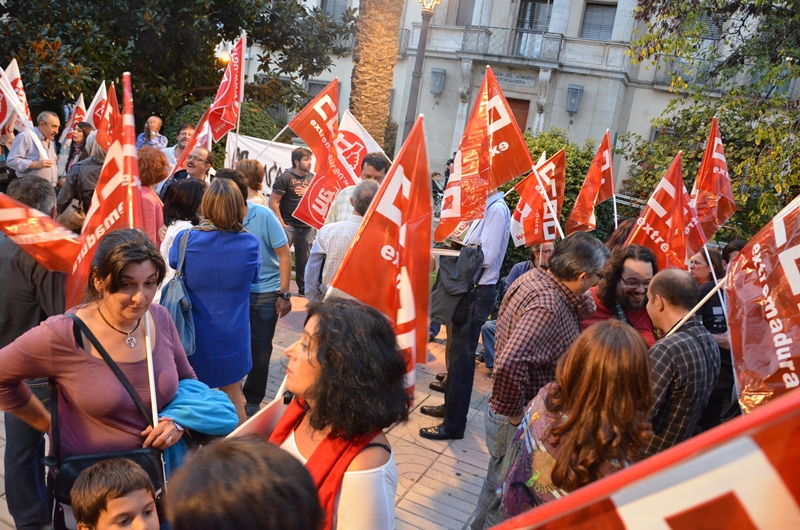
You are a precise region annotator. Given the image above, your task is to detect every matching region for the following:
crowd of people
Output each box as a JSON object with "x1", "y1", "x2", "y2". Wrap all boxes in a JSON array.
[{"x1": 0, "y1": 111, "x2": 749, "y2": 530}]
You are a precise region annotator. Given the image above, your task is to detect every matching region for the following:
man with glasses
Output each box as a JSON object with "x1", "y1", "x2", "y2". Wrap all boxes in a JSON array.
[
  {"x1": 159, "y1": 146, "x2": 213, "y2": 201},
  {"x1": 580, "y1": 244, "x2": 658, "y2": 346}
]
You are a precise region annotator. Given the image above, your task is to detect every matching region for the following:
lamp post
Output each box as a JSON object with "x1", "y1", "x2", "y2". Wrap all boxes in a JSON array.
[{"x1": 402, "y1": 0, "x2": 441, "y2": 142}]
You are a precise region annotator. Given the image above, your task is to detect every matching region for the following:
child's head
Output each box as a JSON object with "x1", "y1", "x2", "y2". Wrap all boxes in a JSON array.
[{"x1": 71, "y1": 458, "x2": 158, "y2": 530}]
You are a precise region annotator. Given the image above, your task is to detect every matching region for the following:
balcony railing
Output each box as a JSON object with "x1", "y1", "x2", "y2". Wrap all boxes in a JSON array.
[
  {"x1": 653, "y1": 56, "x2": 719, "y2": 88},
  {"x1": 461, "y1": 27, "x2": 562, "y2": 62}
]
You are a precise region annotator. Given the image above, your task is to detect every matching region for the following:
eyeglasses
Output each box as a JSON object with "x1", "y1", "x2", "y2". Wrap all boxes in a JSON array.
[
  {"x1": 186, "y1": 155, "x2": 209, "y2": 164},
  {"x1": 619, "y1": 276, "x2": 651, "y2": 290}
]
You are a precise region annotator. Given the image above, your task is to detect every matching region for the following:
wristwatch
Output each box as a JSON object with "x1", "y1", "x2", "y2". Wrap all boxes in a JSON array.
[{"x1": 278, "y1": 291, "x2": 292, "y2": 300}]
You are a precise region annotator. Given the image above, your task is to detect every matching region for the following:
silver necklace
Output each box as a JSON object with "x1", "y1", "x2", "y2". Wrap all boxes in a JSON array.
[{"x1": 97, "y1": 305, "x2": 141, "y2": 348}]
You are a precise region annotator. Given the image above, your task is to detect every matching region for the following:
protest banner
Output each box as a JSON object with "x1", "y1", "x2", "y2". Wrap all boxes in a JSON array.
[{"x1": 225, "y1": 133, "x2": 306, "y2": 195}]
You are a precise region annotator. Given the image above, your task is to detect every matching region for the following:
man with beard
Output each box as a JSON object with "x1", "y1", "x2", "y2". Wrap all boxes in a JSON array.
[
  {"x1": 580, "y1": 244, "x2": 658, "y2": 346},
  {"x1": 158, "y1": 146, "x2": 213, "y2": 201},
  {"x1": 161, "y1": 123, "x2": 195, "y2": 174}
]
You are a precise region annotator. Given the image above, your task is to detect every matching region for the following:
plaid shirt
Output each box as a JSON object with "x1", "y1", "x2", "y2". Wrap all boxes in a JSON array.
[
  {"x1": 324, "y1": 185, "x2": 355, "y2": 225},
  {"x1": 490, "y1": 268, "x2": 582, "y2": 417},
  {"x1": 304, "y1": 214, "x2": 363, "y2": 302},
  {"x1": 646, "y1": 316, "x2": 720, "y2": 455}
]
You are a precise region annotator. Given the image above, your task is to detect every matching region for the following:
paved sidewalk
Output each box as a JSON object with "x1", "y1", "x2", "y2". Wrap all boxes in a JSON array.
[{"x1": 0, "y1": 295, "x2": 493, "y2": 529}]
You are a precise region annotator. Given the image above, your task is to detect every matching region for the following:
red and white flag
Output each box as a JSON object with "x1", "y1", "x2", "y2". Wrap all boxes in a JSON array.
[
  {"x1": 691, "y1": 117, "x2": 737, "y2": 241},
  {"x1": 66, "y1": 73, "x2": 143, "y2": 308},
  {"x1": 208, "y1": 31, "x2": 246, "y2": 143},
  {"x1": 169, "y1": 106, "x2": 212, "y2": 178},
  {"x1": 336, "y1": 109, "x2": 386, "y2": 177},
  {"x1": 86, "y1": 81, "x2": 108, "y2": 130},
  {"x1": 4, "y1": 59, "x2": 31, "y2": 132},
  {"x1": 625, "y1": 152, "x2": 706, "y2": 270},
  {"x1": 435, "y1": 66, "x2": 533, "y2": 241},
  {"x1": 0, "y1": 71, "x2": 43, "y2": 156},
  {"x1": 495, "y1": 387, "x2": 800, "y2": 530},
  {"x1": 726, "y1": 192, "x2": 800, "y2": 414},
  {"x1": 566, "y1": 130, "x2": 615, "y2": 234},
  {"x1": 95, "y1": 82, "x2": 120, "y2": 151},
  {"x1": 329, "y1": 116, "x2": 431, "y2": 392},
  {"x1": 59, "y1": 94, "x2": 87, "y2": 144},
  {"x1": 0, "y1": 77, "x2": 17, "y2": 148},
  {"x1": 510, "y1": 149, "x2": 566, "y2": 247}
]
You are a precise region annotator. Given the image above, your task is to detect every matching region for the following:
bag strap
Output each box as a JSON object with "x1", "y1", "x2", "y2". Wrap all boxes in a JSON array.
[
  {"x1": 49, "y1": 381, "x2": 61, "y2": 459},
  {"x1": 66, "y1": 313, "x2": 154, "y2": 427},
  {"x1": 176, "y1": 228, "x2": 192, "y2": 275}
]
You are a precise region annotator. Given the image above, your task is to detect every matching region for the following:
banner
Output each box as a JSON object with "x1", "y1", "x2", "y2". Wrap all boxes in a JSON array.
[
  {"x1": 509, "y1": 149, "x2": 566, "y2": 247},
  {"x1": 625, "y1": 152, "x2": 706, "y2": 270},
  {"x1": 4, "y1": 59, "x2": 31, "y2": 132},
  {"x1": 95, "y1": 82, "x2": 120, "y2": 151},
  {"x1": 66, "y1": 72, "x2": 143, "y2": 308},
  {"x1": 0, "y1": 77, "x2": 16, "y2": 148},
  {"x1": 59, "y1": 94, "x2": 87, "y2": 144},
  {"x1": 337, "y1": 109, "x2": 386, "y2": 177},
  {"x1": 495, "y1": 387, "x2": 800, "y2": 529},
  {"x1": 86, "y1": 81, "x2": 108, "y2": 130},
  {"x1": 726, "y1": 193, "x2": 800, "y2": 413},
  {"x1": 566, "y1": 130, "x2": 615, "y2": 234},
  {"x1": 329, "y1": 116, "x2": 432, "y2": 391},
  {"x1": 435, "y1": 66, "x2": 533, "y2": 241},
  {"x1": 208, "y1": 31, "x2": 246, "y2": 143},
  {"x1": 225, "y1": 133, "x2": 308, "y2": 195},
  {"x1": 691, "y1": 117, "x2": 736, "y2": 241},
  {"x1": 0, "y1": 72, "x2": 43, "y2": 157}
]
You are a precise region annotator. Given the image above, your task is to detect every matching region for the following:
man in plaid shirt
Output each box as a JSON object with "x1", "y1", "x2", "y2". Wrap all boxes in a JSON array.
[
  {"x1": 645, "y1": 268, "x2": 720, "y2": 455},
  {"x1": 471, "y1": 232, "x2": 610, "y2": 529}
]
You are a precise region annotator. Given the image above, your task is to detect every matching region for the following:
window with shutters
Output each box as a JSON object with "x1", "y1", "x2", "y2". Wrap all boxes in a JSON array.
[
  {"x1": 456, "y1": 0, "x2": 476, "y2": 26},
  {"x1": 517, "y1": 0, "x2": 552, "y2": 32},
  {"x1": 321, "y1": 0, "x2": 348, "y2": 20},
  {"x1": 580, "y1": 3, "x2": 617, "y2": 41}
]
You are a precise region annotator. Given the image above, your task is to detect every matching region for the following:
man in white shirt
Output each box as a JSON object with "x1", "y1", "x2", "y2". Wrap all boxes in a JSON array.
[{"x1": 7, "y1": 111, "x2": 60, "y2": 186}]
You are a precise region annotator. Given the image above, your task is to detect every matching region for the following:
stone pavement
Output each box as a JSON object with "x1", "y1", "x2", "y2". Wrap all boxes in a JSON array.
[{"x1": 0, "y1": 294, "x2": 494, "y2": 530}]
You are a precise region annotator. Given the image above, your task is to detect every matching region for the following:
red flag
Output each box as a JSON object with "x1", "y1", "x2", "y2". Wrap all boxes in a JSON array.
[
  {"x1": 4, "y1": 59, "x2": 32, "y2": 131},
  {"x1": 725, "y1": 193, "x2": 800, "y2": 413},
  {"x1": 509, "y1": 149, "x2": 566, "y2": 247},
  {"x1": 167, "y1": 107, "x2": 212, "y2": 179},
  {"x1": 208, "y1": 31, "x2": 246, "y2": 143},
  {"x1": 691, "y1": 117, "x2": 736, "y2": 241},
  {"x1": 66, "y1": 73, "x2": 143, "y2": 308},
  {"x1": 435, "y1": 66, "x2": 534, "y2": 241},
  {"x1": 336, "y1": 109, "x2": 386, "y2": 177},
  {"x1": 291, "y1": 158, "x2": 358, "y2": 230},
  {"x1": 625, "y1": 153, "x2": 706, "y2": 270},
  {"x1": 494, "y1": 388, "x2": 800, "y2": 530},
  {"x1": 329, "y1": 116, "x2": 432, "y2": 392},
  {"x1": 86, "y1": 81, "x2": 108, "y2": 130},
  {"x1": 59, "y1": 94, "x2": 87, "y2": 144},
  {"x1": 566, "y1": 130, "x2": 615, "y2": 234},
  {"x1": 95, "y1": 82, "x2": 120, "y2": 151}
]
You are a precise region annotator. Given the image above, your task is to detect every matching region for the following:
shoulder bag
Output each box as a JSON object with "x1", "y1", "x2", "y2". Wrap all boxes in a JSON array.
[
  {"x1": 55, "y1": 177, "x2": 85, "y2": 232},
  {"x1": 159, "y1": 229, "x2": 196, "y2": 356}
]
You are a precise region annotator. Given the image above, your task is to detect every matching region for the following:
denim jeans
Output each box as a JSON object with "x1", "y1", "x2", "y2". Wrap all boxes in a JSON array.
[
  {"x1": 442, "y1": 284, "x2": 496, "y2": 434},
  {"x1": 243, "y1": 291, "x2": 280, "y2": 406},
  {"x1": 480, "y1": 320, "x2": 497, "y2": 368},
  {"x1": 284, "y1": 225, "x2": 315, "y2": 294},
  {"x1": 5, "y1": 379, "x2": 51, "y2": 530},
  {"x1": 471, "y1": 398, "x2": 517, "y2": 530}
]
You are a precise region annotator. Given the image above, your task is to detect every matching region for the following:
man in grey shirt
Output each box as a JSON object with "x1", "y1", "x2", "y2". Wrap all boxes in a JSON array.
[{"x1": 7, "y1": 110, "x2": 60, "y2": 186}]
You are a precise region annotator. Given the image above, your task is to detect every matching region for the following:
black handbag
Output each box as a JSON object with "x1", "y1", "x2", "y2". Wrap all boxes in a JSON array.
[{"x1": 46, "y1": 314, "x2": 165, "y2": 509}]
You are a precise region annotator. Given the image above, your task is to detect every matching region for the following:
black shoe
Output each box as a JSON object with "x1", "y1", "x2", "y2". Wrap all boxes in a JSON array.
[
  {"x1": 419, "y1": 424, "x2": 464, "y2": 440},
  {"x1": 429, "y1": 380, "x2": 446, "y2": 393},
  {"x1": 476, "y1": 353, "x2": 485, "y2": 364},
  {"x1": 435, "y1": 372, "x2": 447, "y2": 382},
  {"x1": 420, "y1": 404, "x2": 446, "y2": 418}
]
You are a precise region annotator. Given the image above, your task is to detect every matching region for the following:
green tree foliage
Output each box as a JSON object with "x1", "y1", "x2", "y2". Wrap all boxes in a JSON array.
[
  {"x1": 0, "y1": 0, "x2": 355, "y2": 124},
  {"x1": 623, "y1": 0, "x2": 800, "y2": 239}
]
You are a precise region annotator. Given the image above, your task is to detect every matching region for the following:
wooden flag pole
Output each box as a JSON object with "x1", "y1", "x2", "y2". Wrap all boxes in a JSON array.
[{"x1": 665, "y1": 278, "x2": 725, "y2": 338}]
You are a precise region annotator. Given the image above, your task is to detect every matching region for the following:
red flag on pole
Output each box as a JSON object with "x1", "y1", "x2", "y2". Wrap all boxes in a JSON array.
[
  {"x1": 59, "y1": 94, "x2": 87, "y2": 144},
  {"x1": 566, "y1": 130, "x2": 615, "y2": 234},
  {"x1": 336, "y1": 109, "x2": 387, "y2": 177},
  {"x1": 328, "y1": 116, "x2": 432, "y2": 392},
  {"x1": 691, "y1": 117, "x2": 737, "y2": 241},
  {"x1": 66, "y1": 73, "x2": 143, "y2": 308},
  {"x1": 95, "y1": 82, "x2": 120, "y2": 151},
  {"x1": 86, "y1": 81, "x2": 108, "y2": 130},
  {"x1": 208, "y1": 31, "x2": 246, "y2": 143},
  {"x1": 168, "y1": 107, "x2": 212, "y2": 179},
  {"x1": 435, "y1": 66, "x2": 534, "y2": 242},
  {"x1": 625, "y1": 152, "x2": 706, "y2": 270},
  {"x1": 5, "y1": 59, "x2": 32, "y2": 132},
  {"x1": 509, "y1": 149, "x2": 566, "y2": 247},
  {"x1": 726, "y1": 193, "x2": 800, "y2": 413}
]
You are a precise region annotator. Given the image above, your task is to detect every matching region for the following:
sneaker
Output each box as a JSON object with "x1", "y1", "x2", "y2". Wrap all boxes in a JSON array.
[{"x1": 245, "y1": 402, "x2": 260, "y2": 418}]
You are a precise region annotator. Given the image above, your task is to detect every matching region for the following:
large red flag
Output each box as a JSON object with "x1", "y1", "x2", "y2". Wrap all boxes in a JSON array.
[
  {"x1": 329, "y1": 116, "x2": 431, "y2": 391},
  {"x1": 86, "y1": 81, "x2": 108, "y2": 130},
  {"x1": 625, "y1": 153, "x2": 706, "y2": 270},
  {"x1": 59, "y1": 94, "x2": 87, "y2": 144},
  {"x1": 66, "y1": 73, "x2": 143, "y2": 308},
  {"x1": 495, "y1": 387, "x2": 800, "y2": 530},
  {"x1": 95, "y1": 82, "x2": 120, "y2": 151},
  {"x1": 509, "y1": 149, "x2": 566, "y2": 247},
  {"x1": 208, "y1": 31, "x2": 246, "y2": 143},
  {"x1": 566, "y1": 130, "x2": 615, "y2": 234},
  {"x1": 435, "y1": 67, "x2": 533, "y2": 241},
  {"x1": 725, "y1": 193, "x2": 800, "y2": 413},
  {"x1": 691, "y1": 117, "x2": 737, "y2": 241}
]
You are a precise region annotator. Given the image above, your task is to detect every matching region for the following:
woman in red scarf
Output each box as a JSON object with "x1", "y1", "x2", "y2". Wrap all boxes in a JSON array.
[{"x1": 270, "y1": 298, "x2": 410, "y2": 530}]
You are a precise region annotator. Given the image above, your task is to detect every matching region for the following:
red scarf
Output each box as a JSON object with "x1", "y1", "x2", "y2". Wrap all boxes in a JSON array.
[{"x1": 269, "y1": 397, "x2": 378, "y2": 530}]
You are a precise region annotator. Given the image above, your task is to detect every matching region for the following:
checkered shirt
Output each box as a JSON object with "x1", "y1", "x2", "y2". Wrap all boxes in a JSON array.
[
  {"x1": 324, "y1": 185, "x2": 355, "y2": 225},
  {"x1": 489, "y1": 268, "x2": 583, "y2": 417},
  {"x1": 304, "y1": 214, "x2": 363, "y2": 302},
  {"x1": 645, "y1": 316, "x2": 721, "y2": 455}
]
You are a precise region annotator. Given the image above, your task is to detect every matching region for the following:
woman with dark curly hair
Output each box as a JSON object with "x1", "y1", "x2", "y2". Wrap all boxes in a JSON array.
[
  {"x1": 497, "y1": 319, "x2": 652, "y2": 524},
  {"x1": 269, "y1": 298, "x2": 410, "y2": 530}
]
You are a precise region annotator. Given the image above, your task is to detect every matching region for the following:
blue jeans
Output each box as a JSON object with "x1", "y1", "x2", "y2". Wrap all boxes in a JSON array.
[
  {"x1": 471, "y1": 399, "x2": 517, "y2": 529},
  {"x1": 442, "y1": 285, "x2": 496, "y2": 434},
  {"x1": 243, "y1": 292, "x2": 280, "y2": 405},
  {"x1": 481, "y1": 320, "x2": 497, "y2": 368},
  {"x1": 5, "y1": 379, "x2": 51, "y2": 530},
  {"x1": 283, "y1": 225, "x2": 315, "y2": 294}
]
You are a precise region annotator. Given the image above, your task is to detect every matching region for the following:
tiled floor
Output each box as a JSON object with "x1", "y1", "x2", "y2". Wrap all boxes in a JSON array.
[{"x1": 0, "y1": 294, "x2": 493, "y2": 529}]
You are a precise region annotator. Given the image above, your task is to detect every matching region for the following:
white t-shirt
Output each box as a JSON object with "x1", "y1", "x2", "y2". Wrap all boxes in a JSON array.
[{"x1": 156, "y1": 220, "x2": 193, "y2": 303}]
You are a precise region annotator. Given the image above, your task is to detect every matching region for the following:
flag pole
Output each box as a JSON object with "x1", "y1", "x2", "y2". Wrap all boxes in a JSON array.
[
  {"x1": 702, "y1": 244, "x2": 729, "y2": 321},
  {"x1": 232, "y1": 30, "x2": 246, "y2": 162},
  {"x1": 252, "y1": 124, "x2": 291, "y2": 161},
  {"x1": 665, "y1": 277, "x2": 725, "y2": 337},
  {"x1": 531, "y1": 166, "x2": 566, "y2": 240},
  {"x1": 612, "y1": 194, "x2": 619, "y2": 229}
]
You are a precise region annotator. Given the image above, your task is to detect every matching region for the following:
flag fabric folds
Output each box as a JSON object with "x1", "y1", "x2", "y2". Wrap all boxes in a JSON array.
[
  {"x1": 691, "y1": 117, "x2": 737, "y2": 241},
  {"x1": 86, "y1": 81, "x2": 108, "y2": 130},
  {"x1": 509, "y1": 149, "x2": 566, "y2": 247},
  {"x1": 95, "y1": 82, "x2": 120, "y2": 151},
  {"x1": 725, "y1": 192, "x2": 800, "y2": 413},
  {"x1": 208, "y1": 31, "x2": 246, "y2": 143},
  {"x1": 328, "y1": 116, "x2": 432, "y2": 390},
  {"x1": 59, "y1": 94, "x2": 87, "y2": 144},
  {"x1": 337, "y1": 109, "x2": 387, "y2": 177},
  {"x1": 4, "y1": 59, "x2": 31, "y2": 132},
  {"x1": 566, "y1": 130, "x2": 615, "y2": 234}
]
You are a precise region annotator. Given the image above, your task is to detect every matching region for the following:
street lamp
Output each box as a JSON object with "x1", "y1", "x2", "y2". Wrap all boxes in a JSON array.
[{"x1": 402, "y1": 0, "x2": 442, "y2": 142}]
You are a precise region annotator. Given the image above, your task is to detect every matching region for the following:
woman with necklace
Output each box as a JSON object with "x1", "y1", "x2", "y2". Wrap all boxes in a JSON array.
[{"x1": 0, "y1": 229, "x2": 196, "y2": 460}]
